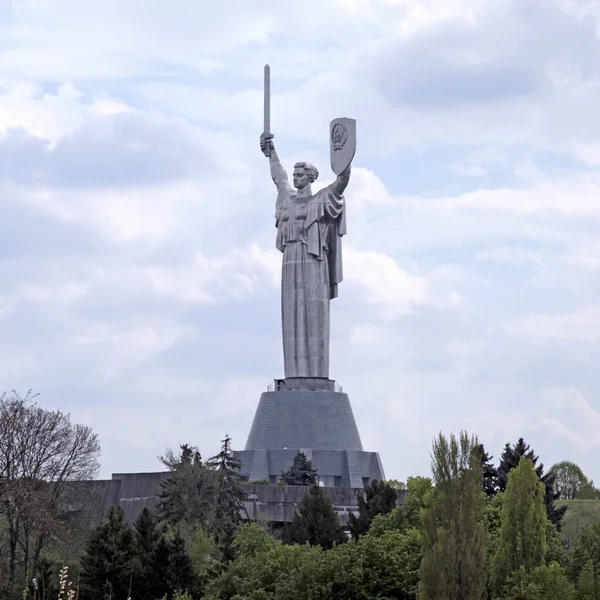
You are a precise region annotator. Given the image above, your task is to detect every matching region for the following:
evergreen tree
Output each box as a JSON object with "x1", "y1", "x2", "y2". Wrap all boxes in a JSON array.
[
  {"x1": 206, "y1": 435, "x2": 247, "y2": 561},
  {"x1": 348, "y1": 479, "x2": 397, "y2": 540},
  {"x1": 281, "y1": 485, "x2": 347, "y2": 550},
  {"x1": 478, "y1": 443, "x2": 498, "y2": 498},
  {"x1": 419, "y1": 431, "x2": 488, "y2": 600},
  {"x1": 167, "y1": 530, "x2": 196, "y2": 594},
  {"x1": 157, "y1": 444, "x2": 216, "y2": 530},
  {"x1": 492, "y1": 457, "x2": 548, "y2": 596},
  {"x1": 280, "y1": 452, "x2": 318, "y2": 486},
  {"x1": 497, "y1": 437, "x2": 567, "y2": 529},
  {"x1": 133, "y1": 507, "x2": 160, "y2": 600},
  {"x1": 80, "y1": 507, "x2": 137, "y2": 600}
]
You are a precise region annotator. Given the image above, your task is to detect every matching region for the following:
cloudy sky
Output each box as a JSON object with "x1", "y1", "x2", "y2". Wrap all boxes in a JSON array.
[{"x1": 2, "y1": 0, "x2": 600, "y2": 484}]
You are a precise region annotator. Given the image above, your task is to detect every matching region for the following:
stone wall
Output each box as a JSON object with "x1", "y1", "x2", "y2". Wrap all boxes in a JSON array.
[{"x1": 65, "y1": 472, "x2": 405, "y2": 528}]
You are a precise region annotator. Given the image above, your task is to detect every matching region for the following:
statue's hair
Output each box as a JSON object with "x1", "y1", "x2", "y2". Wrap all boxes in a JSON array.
[{"x1": 294, "y1": 161, "x2": 319, "y2": 183}]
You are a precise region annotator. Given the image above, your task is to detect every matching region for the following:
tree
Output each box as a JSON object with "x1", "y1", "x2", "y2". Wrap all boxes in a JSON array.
[
  {"x1": 206, "y1": 435, "x2": 247, "y2": 561},
  {"x1": 549, "y1": 461, "x2": 590, "y2": 500},
  {"x1": 0, "y1": 390, "x2": 100, "y2": 591},
  {"x1": 479, "y1": 443, "x2": 499, "y2": 497},
  {"x1": 579, "y1": 481, "x2": 600, "y2": 500},
  {"x1": 132, "y1": 507, "x2": 160, "y2": 600},
  {"x1": 347, "y1": 479, "x2": 397, "y2": 540},
  {"x1": 386, "y1": 479, "x2": 406, "y2": 490},
  {"x1": 492, "y1": 458, "x2": 548, "y2": 596},
  {"x1": 497, "y1": 438, "x2": 567, "y2": 529},
  {"x1": 163, "y1": 530, "x2": 196, "y2": 597},
  {"x1": 281, "y1": 485, "x2": 347, "y2": 550},
  {"x1": 501, "y1": 563, "x2": 575, "y2": 600},
  {"x1": 157, "y1": 437, "x2": 247, "y2": 563},
  {"x1": 402, "y1": 475, "x2": 433, "y2": 529},
  {"x1": 419, "y1": 431, "x2": 488, "y2": 600},
  {"x1": 569, "y1": 522, "x2": 600, "y2": 598},
  {"x1": 80, "y1": 507, "x2": 137, "y2": 600},
  {"x1": 157, "y1": 444, "x2": 215, "y2": 531},
  {"x1": 280, "y1": 452, "x2": 318, "y2": 486}
]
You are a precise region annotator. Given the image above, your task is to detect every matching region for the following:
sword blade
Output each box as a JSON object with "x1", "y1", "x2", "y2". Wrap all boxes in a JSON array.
[{"x1": 264, "y1": 64, "x2": 270, "y2": 135}]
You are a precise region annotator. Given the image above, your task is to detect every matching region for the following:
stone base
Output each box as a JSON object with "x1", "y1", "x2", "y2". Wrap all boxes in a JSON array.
[
  {"x1": 234, "y1": 378, "x2": 385, "y2": 489},
  {"x1": 234, "y1": 448, "x2": 385, "y2": 489}
]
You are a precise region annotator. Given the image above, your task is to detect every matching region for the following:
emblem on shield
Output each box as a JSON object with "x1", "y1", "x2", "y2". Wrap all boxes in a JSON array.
[{"x1": 330, "y1": 117, "x2": 356, "y2": 175}]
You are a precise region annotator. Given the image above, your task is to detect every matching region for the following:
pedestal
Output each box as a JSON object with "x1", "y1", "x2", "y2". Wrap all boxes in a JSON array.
[{"x1": 234, "y1": 378, "x2": 385, "y2": 489}]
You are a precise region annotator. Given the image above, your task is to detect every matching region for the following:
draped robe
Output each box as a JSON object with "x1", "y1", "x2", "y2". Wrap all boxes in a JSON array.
[{"x1": 275, "y1": 183, "x2": 346, "y2": 379}]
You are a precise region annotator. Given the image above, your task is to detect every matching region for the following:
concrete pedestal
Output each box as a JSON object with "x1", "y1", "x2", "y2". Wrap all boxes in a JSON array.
[{"x1": 234, "y1": 378, "x2": 385, "y2": 489}]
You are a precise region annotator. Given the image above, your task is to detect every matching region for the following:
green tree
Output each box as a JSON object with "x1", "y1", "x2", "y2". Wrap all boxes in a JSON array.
[
  {"x1": 549, "y1": 461, "x2": 590, "y2": 500},
  {"x1": 386, "y1": 479, "x2": 406, "y2": 490},
  {"x1": 281, "y1": 485, "x2": 347, "y2": 550},
  {"x1": 402, "y1": 475, "x2": 433, "y2": 529},
  {"x1": 347, "y1": 479, "x2": 397, "y2": 540},
  {"x1": 205, "y1": 520, "x2": 422, "y2": 600},
  {"x1": 501, "y1": 563, "x2": 575, "y2": 600},
  {"x1": 206, "y1": 435, "x2": 247, "y2": 561},
  {"x1": 579, "y1": 481, "x2": 600, "y2": 500},
  {"x1": 157, "y1": 444, "x2": 216, "y2": 532},
  {"x1": 80, "y1": 507, "x2": 137, "y2": 600},
  {"x1": 133, "y1": 507, "x2": 160, "y2": 599},
  {"x1": 479, "y1": 443, "x2": 499, "y2": 498},
  {"x1": 419, "y1": 431, "x2": 488, "y2": 600},
  {"x1": 492, "y1": 458, "x2": 548, "y2": 596},
  {"x1": 497, "y1": 438, "x2": 566, "y2": 529},
  {"x1": 569, "y1": 523, "x2": 600, "y2": 599},
  {"x1": 280, "y1": 452, "x2": 318, "y2": 486}
]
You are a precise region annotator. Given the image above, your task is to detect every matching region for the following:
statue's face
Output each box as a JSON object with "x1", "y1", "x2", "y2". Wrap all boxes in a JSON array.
[{"x1": 293, "y1": 167, "x2": 309, "y2": 189}]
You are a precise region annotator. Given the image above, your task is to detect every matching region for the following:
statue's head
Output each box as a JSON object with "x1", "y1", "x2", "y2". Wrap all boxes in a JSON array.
[{"x1": 293, "y1": 162, "x2": 319, "y2": 190}]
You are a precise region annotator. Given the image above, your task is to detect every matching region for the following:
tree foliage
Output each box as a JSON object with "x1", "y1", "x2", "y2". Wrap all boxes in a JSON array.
[
  {"x1": 279, "y1": 452, "x2": 318, "y2": 486},
  {"x1": 500, "y1": 563, "x2": 575, "y2": 600},
  {"x1": 419, "y1": 431, "x2": 488, "y2": 600},
  {"x1": 157, "y1": 436, "x2": 246, "y2": 561},
  {"x1": 0, "y1": 390, "x2": 100, "y2": 592},
  {"x1": 347, "y1": 479, "x2": 397, "y2": 540},
  {"x1": 80, "y1": 507, "x2": 137, "y2": 600},
  {"x1": 497, "y1": 438, "x2": 566, "y2": 529},
  {"x1": 549, "y1": 461, "x2": 590, "y2": 500},
  {"x1": 492, "y1": 458, "x2": 548, "y2": 596},
  {"x1": 281, "y1": 485, "x2": 347, "y2": 550},
  {"x1": 568, "y1": 522, "x2": 600, "y2": 599}
]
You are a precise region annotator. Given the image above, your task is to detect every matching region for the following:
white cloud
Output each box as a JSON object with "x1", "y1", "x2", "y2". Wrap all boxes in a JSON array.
[{"x1": 2, "y1": 0, "x2": 600, "y2": 487}]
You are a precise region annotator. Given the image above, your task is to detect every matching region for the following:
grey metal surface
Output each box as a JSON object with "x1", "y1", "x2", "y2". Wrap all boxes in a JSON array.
[
  {"x1": 235, "y1": 448, "x2": 385, "y2": 489},
  {"x1": 244, "y1": 388, "x2": 364, "y2": 452}
]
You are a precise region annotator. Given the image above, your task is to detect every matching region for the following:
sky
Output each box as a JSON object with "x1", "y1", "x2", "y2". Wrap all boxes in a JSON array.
[{"x1": 2, "y1": 0, "x2": 600, "y2": 484}]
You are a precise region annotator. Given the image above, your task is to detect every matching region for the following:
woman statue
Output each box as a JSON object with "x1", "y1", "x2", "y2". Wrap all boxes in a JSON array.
[{"x1": 260, "y1": 132, "x2": 351, "y2": 379}]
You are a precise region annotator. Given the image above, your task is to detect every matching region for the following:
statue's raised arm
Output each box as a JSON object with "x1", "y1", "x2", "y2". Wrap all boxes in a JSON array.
[{"x1": 260, "y1": 132, "x2": 292, "y2": 193}]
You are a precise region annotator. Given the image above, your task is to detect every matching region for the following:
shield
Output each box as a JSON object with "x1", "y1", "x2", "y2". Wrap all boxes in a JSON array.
[{"x1": 330, "y1": 117, "x2": 356, "y2": 175}]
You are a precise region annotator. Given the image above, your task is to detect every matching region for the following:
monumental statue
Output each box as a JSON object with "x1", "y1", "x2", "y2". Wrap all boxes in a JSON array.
[
  {"x1": 259, "y1": 64, "x2": 356, "y2": 379},
  {"x1": 233, "y1": 66, "x2": 384, "y2": 490}
]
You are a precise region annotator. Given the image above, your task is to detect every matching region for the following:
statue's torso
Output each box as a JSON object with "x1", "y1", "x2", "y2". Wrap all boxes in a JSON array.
[{"x1": 280, "y1": 195, "x2": 309, "y2": 245}]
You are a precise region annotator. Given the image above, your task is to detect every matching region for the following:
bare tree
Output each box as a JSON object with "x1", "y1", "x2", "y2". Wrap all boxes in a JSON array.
[{"x1": 0, "y1": 390, "x2": 101, "y2": 591}]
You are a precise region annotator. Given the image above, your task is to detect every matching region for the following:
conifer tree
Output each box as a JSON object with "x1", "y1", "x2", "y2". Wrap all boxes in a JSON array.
[
  {"x1": 157, "y1": 444, "x2": 215, "y2": 530},
  {"x1": 280, "y1": 452, "x2": 318, "y2": 486},
  {"x1": 281, "y1": 485, "x2": 347, "y2": 550},
  {"x1": 348, "y1": 479, "x2": 398, "y2": 540},
  {"x1": 419, "y1": 431, "x2": 487, "y2": 600},
  {"x1": 497, "y1": 437, "x2": 566, "y2": 528},
  {"x1": 478, "y1": 443, "x2": 498, "y2": 497},
  {"x1": 206, "y1": 435, "x2": 247, "y2": 561},
  {"x1": 80, "y1": 507, "x2": 137, "y2": 600},
  {"x1": 492, "y1": 457, "x2": 548, "y2": 596},
  {"x1": 133, "y1": 507, "x2": 160, "y2": 600}
]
